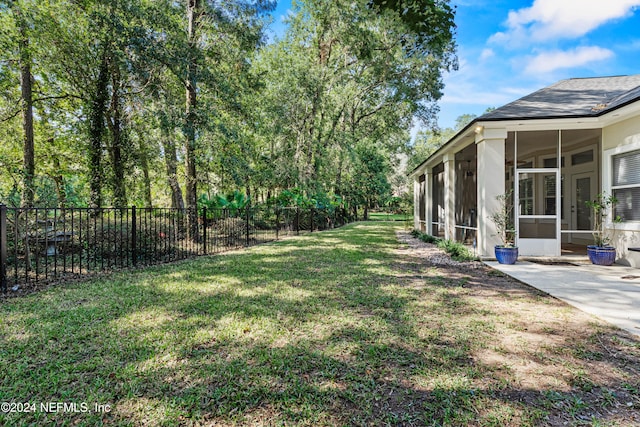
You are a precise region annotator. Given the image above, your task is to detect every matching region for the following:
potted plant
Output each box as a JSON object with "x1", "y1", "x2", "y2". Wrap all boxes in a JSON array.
[
  {"x1": 585, "y1": 192, "x2": 621, "y2": 266},
  {"x1": 489, "y1": 190, "x2": 518, "y2": 264}
]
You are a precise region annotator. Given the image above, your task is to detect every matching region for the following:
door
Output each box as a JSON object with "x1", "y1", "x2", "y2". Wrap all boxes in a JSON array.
[
  {"x1": 568, "y1": 172, "x2": 596, "y2": 244},
  {"x1": 516, "y1": 169, "x2": 560, "y2": 256}
]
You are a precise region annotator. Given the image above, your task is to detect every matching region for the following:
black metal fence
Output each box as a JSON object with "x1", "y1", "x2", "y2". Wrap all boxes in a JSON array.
[{"x1": 0, "y1": 205, "x2": 354, "y2": 293}]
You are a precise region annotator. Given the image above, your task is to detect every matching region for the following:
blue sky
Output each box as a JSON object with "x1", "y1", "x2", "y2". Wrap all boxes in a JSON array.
[{"x1": 268, "y1": 1, "x2": 640, "y2": 131}]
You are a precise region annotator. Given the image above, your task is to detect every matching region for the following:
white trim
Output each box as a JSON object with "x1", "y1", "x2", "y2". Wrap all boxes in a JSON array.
[
  {"x1": 455, "y1": 225, "x2": 478, "y2": 231},
  {"x1": 518, "y1": 168, "x2": 557, "y2": 174},
  {"x1": 613, "y1": 183, "x2": 640, "y2": 190}
]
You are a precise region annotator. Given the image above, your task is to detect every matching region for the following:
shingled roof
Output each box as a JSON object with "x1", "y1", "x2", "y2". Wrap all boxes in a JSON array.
[
  {"x1": 409, "y1": 74, "x2": 640, "y2": 176},
  {"x1": 478, "y1": 74, "x2": 640, "y2": 121}
]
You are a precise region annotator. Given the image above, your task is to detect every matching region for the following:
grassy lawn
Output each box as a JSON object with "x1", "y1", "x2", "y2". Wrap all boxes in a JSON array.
[
  {"x1": 1, "y1": 222, "x2": 639, "y2": 426},
  {"x1": 368, "y1": 212, "x2": 410, "y2": 221}
]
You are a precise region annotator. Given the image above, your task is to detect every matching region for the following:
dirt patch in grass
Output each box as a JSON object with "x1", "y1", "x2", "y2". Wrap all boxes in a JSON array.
[{"x1": 396, "y1": 229, "x2": 640, "y2": 426}]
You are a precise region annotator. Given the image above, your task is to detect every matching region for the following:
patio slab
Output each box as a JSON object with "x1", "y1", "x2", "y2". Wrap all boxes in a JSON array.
[{"x1": 484, "y1": 260, "x2": 640, "y2": 337}]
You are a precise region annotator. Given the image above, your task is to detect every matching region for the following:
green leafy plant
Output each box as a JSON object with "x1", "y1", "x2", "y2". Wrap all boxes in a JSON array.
[
  {"x1": 411, "y1": 229, "x2": 477, "y2": 261},
  {"x1": 198, "y1": 191, "x2": 250, "y2": 218},
  {"x1": 411, "y1": 229, "x2": 440, "y2": 244},
  {"x1": 585, "y1": 192, "x2": 621, "y2": 247},
  {"x1": 489, "y1": 190, "x2": 516, "y2": 247},
  {"x1": 437, "y1": 239, "x2": 477, "y2": 261}
]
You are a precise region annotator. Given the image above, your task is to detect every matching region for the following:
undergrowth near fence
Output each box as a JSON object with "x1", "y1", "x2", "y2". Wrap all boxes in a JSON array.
[{"x1": 0, "y1": 205, "x2": 353, "y2": 294}]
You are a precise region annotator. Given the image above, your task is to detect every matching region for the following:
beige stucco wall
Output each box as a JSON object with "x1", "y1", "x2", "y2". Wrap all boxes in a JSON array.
[
  {"x1": 602, "y1": 116, "x2": 640, "y2": 151},
  {"x1": 602, "y1": 117, "x2": 640, "y2": 267},
  {"x1": 476, "y1": 131, "x2": 507, "y2": 257}
]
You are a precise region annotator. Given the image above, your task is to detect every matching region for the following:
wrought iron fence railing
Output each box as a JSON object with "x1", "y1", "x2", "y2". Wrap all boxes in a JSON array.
[{"x1": 0, "y1": 205, "x2": 355, "y2": 293}]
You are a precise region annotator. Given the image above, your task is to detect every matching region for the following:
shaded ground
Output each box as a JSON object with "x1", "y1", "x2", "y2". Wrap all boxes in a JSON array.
[
  {"x1": 0, "y1": 222, "x2": 639, "y2": 426},
  {"x1": 395, "y1": 230, "x2": 640, "y2": 425}
]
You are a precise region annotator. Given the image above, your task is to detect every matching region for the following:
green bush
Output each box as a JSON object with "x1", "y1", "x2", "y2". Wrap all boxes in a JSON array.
[
  {"x1": 437, "y1": 239, "x2": 477, "y2": 262},
  {"x1": 411, "y1": 229, "x2": 440, "y2": 244},
  {"x1": 412, "y1": 229, "x2": 477, "y2": 262}
]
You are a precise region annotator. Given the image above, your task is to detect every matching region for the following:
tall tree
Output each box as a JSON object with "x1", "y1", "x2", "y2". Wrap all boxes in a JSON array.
[
  {"x1": 14, "y1": 3, "x2": 34, "y2": 208},
  {"x1": 251, "y1": 0, "x2": 456, "y2": 202},
  {"x1": 184, "y1": 0, "x2": 200, "y2": 238}
]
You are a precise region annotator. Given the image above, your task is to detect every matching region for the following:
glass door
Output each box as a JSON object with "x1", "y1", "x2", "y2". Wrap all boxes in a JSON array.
[
  {"x1": 515, "y1": 169, "x2": 561, "y2": 256},
  {"x1": 566, "y1": 172, "x2": 596, "y2": 245}
]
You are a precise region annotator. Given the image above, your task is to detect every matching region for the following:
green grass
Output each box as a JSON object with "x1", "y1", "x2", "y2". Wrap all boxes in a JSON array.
[
  {"x1": 368, "y1": 212, "x2": 409, "y2": 221},
  {"x1": 0, "y1": 222, "x2": 638, "y2": 426}
]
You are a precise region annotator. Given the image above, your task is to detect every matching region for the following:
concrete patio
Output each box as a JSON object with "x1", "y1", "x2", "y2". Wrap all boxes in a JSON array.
[{"x1": 485, "y1": 259, "x2": 640, "y2": 338}]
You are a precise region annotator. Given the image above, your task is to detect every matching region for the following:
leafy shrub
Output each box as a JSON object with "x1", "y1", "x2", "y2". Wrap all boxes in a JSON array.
[
  {"x1": 271, "y1": 188, "x2": 343, "y2": 212},
  {"x1": 437, "y1": 239, "x2": 477, "y2": 262},
  {"x1": 411, "y1": 229, "x2": 441, "y2": 244},
  {"x1": 211, "y1": 217, "x2": 247, "y2": 239},
  {"x1": 199, "y1": 191, "x2": 250, "y2": 218},
  {"x1": 412, "y1": 229, "x2": 477, "y2": 261}
]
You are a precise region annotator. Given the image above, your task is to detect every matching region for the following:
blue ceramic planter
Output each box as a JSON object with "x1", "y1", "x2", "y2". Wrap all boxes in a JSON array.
[
  {"x1": 587, "y1": 246, "x2": 616, "y2": 266},
  {"x1": 495, "y1": 246, "x2": 518, "y2": 264}
]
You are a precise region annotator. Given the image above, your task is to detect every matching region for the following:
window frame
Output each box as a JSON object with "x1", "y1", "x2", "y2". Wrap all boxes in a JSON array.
[{"x1": 604, "y1": 139, "x2": 640, "y2": 230}]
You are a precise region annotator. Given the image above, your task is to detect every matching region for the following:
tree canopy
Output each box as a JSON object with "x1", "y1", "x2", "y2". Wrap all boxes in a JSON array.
[{"x1": 0, "y1": 0, "x2": 457, "y2": 214}]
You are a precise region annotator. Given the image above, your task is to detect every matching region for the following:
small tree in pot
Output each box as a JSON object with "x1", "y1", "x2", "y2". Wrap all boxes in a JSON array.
[
  {"x1": 585, "y1": 192, "x2": 621, "y2": 266},
  {"x1": 489, "y1": 190, "x2": 518, "y2": 264}
]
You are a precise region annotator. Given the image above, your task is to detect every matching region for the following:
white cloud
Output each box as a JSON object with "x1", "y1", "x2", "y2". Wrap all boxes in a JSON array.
[
  {"x1": 524, "y1": 46, "x2": 614, "y2": 74},
  {"x1": 479, "y1": 48, "x2": 495, "y2": 61},
  {"x1": 489, "y1": 0, "x2": 640, "y2": 44},
  {"x1": 440, "y1": 57, "x2": 535, "y2": 107}
]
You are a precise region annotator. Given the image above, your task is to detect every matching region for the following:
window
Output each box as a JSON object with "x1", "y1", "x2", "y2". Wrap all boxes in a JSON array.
[
  {"x1": 544, "y1": 175, "x2": 561, "y2": 216},
  {"x1": 519, "y1": 176, "x2": 534, "y2": 215},
  {"x1": 543, "y1": 157, "x2": 565, "y2": 168},
  {"x1": 572, "y1": 149, "x2": 594, "y2": 166},
  {"x1": 612, "y1": 148, "x2": 640, "y2": 221}
]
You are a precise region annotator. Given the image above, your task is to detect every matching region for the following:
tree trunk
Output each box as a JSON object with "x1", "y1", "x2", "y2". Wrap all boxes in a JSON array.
[
  {"x1": 16, "y1": 5, "x2": 34, "y2": 272},
  {"x1": 185, "y1": 0, "x2": 200, "y2": 241},
  {"x1": 139, "y1": 144, "x2": 153, "y2": 208},
  {"x1": 88, "y1": 48, "x2": 110, "y2": 209},
  {"x1": 17, "y1": 7, "x2": 34, "y2": 209},
  {"x1": 161, "y1": 134, "x2": 184, "y2": 210},
  {"x1": 107, "y1": 63, "x2": 127, "y2": 207},
  {"x1": 50, "y1": 151, "x2": 68, "y2": 208}
]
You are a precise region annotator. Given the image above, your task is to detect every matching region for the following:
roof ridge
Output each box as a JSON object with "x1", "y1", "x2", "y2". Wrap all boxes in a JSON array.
[{"x1": 567, "y1": 74, "x2": 630, "y2": 81}]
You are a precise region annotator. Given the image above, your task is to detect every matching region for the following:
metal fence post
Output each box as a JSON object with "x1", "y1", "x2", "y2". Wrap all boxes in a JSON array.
[
  {"x1": 310, "y1": 207, "x2": 315, "y2": 232},
  {"x1": 131, "y1": 206, "x2": 137, "y2": 266},
  {"x1": 275, "y1": 207, "x2": 279, "y2": 240},
  {"x1": 245, "y1": 206, "x2": 250, "y2": 246},
  {"x1": 1, "y1": 205, "x2": 7, "y2": 293},
  {"x1": 202, "y1": 206, "x2": 207, "y2": 255},
  {"x1": 296, "y1": 207, "x2": 300, "y2": 235}
]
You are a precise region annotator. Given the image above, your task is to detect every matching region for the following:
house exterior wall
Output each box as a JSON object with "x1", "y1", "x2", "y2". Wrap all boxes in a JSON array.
[
  {"x1": 476, "y1": 128, "x2": 507, "y2": 257},
  {"x1": 413, "y1": 178, "x2": 420, "y2": 230},
  {"x1": 431, "y1": 163, "x2": 446, "y2": 237},
  {"x1": 443, "y1": 154, "x2": 456, "y2": 240},
  {"x1": 603, "y1": 117, "x2": 640, "y2": 267},
  {"x1": 425, "y1": 172, "x2": 433, "y2": 234}
]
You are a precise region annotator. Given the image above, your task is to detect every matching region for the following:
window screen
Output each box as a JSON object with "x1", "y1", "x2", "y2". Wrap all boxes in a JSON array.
[
  {"x1": 614, "y1": 187, "x2": 640, "y2": 222},
  {"x1": 612, "y1": 148, "x2": 640, "y2": 221},
  {"x1": 613, "y1": 149, "x2": 640, "y2": 186}
]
